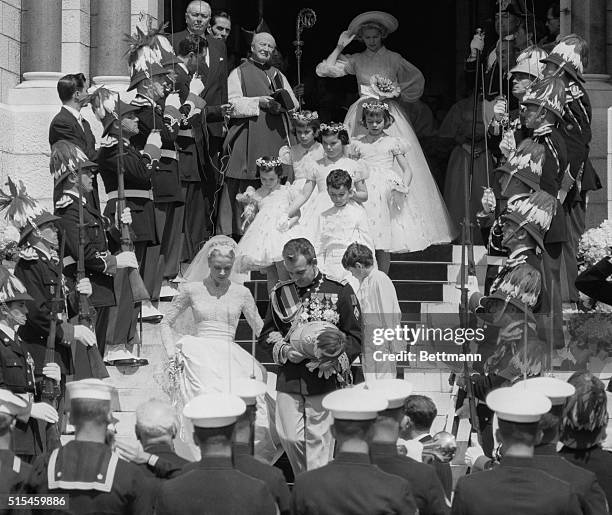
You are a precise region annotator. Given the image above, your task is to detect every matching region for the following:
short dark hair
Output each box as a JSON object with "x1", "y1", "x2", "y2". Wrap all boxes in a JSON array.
[
  {"x1": 333, "y1": 419, "x2": 373, "y2": 439},
  {"x1": 292, "y1": 112, "x2": 320, "y2": 136},
  {"x1": 193, "y1": 424, "x2": 234, "y2": 445},
  {"x1": 255, "y1": 156, "x2": 283, "y2": 178},
  {"x1": 537, "y1": 406, "x2": 562, "y2": 444},
  {"x1": 498, "y1": 419, "x2": 539, "y2": 446},
  {"x1": 342, "y1": 242, "x2": 374, "y2": 269},
  {"x1": 326, "y1": 169, "x2": 352, "y2": 190},
  {"x1": 70, "y1": 399, "x2": 110, "y2": 427},
  {"x1": 282, "y1": 238, "x2": 316, "y2": 265},
  {"x1": 320, "y1": 125, "x2": 350, "y2": 145},
  {"x1": 177, "y1": 38, "x2": 199, "y2": 57},
  {"x1": 57, "y1": 73, "x2": 86, "y2": 102},
  {"x1": 361, "y1": 100, "x2": 395, "y2": 129},
  {"x1": 212, "y1": 10, "x2": 231, "y2": 25},
  {"x1": 404, "y1": 395, "x2": 437, "y2": 431}
]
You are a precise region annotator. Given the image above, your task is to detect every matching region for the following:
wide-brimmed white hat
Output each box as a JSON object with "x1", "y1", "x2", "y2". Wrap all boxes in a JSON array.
[{"x1": 348, "y1": 11, "x2": 399, "y2": 37}]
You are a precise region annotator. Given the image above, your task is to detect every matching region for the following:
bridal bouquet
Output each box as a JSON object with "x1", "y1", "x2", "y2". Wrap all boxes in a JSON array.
[
  {"x1": 236, "y1": 186, "x2": 259, "y2": 232},
  {"x1": 290, "y1": 321, "x2": 350, "y2": 382},
  {"x1": 388, "y1": 179, "x2": 410, "y2": 213},
  {"x1": 578, "y1": 219, "x2": 612, "y2": 272},
  {"x1": 370, "y1": 74, "x2": 401, "y2": 99}
]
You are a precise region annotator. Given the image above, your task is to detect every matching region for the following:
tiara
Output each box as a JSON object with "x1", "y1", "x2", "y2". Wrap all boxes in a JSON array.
[
  {"x1": 292, "y1": 110, "x2": 319, "y2": 123},
  {"x1": 319, "y1": 123, "x2": 348, "y2": 133},
  {"x1": 206, "y1": 240, "x2": 237, "y2": 258},
  {"x1": 362, "y1": 102, "x2": 389, "y2": 111},
  {"x1": 256, "y1": 157, "x2": 282, "y2": 168}
]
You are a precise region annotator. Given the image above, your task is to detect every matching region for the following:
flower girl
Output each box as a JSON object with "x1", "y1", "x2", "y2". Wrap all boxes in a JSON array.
[{"x1": 234, "y1": 157, "x2": 300, "y2": 292}]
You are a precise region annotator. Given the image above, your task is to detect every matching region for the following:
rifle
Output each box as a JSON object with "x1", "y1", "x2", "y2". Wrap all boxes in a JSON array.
[
  {"x1": 40, "y1": 232, "x2": 65, "y2": 448},
  {"x1": 73, "y1": 165, "x2": 109, "y2": 380},
  {"x1": 116, "y1": 93, "x2": 150, "y2": 303}
]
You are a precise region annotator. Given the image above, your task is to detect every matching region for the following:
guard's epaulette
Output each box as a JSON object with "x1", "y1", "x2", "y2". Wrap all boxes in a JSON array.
[
  {"x1": 17, "y1": 247, "x2": 39, "y2": 261},
  {"x1": 324, "y1": 274, "x2": 347, "y2": 286},
  {"x1": 55, "y1": 195, "x2": 74, "y2": 209},
  {"x1": 272, "y1": 278, "x2": 295, "y2": 292}
]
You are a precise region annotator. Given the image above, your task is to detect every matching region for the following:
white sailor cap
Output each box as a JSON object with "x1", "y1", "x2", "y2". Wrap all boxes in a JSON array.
[
  {"x1": 230, "y1": 378, "x2": 267, "y2": 406},
  {"x1": 0, "y1": 389, "x2": 28, "y2": 416},
  {"x1": 183, "y1": 393, "x2": 246, "y2": 428},
  {"x1": 323, "y1": 387, "x2": 388, "y2": 420},
  {"x1": 512, "y1": 377, "x2": 576, "y2": 406},
  {"x1": 66, "y1": 379, "x2": 114, "y2": 402},
  {"x1": 486, "y1": 386, "x2": 551, "y2": 423},
  {"x1": 355, "y1": 379, "x2": 413, "y2": 409}
]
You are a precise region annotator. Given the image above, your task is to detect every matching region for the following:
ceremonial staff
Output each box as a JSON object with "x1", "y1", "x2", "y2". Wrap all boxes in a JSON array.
[
  {"x1": 293, "y1": 8, "x2": 316, "y2": 109},
  {"x1": 73, "y1": 164, "x2": 109, "y2": 380},
  {"x1": 40, "y1": 231, "x2": 65, "y2": 448}
]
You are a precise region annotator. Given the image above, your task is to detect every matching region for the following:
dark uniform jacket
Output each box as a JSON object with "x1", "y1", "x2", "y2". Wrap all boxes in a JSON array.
[
  {"x1": 370, "y1": 442, "x2": 449, "y2": 515},
  {"x1": 418, "y1": 434, "x2": 454, "y2": 509},
  {"x1": 452, "y1": 456, "x2": 582, "y2": 515},
  {"x1": 137, "y1": 442, "x2": 189, "y2": 480},
  {"x1": 532, "y1": 124, "x2": 568, "y2": 245},
  {"x1": 96, "y1": 140, "x2": 157, "y2": 245},
  {"x1": 559, "y1": 446, "x2": 612, "y2": 510},
  {"x1": 292, "y1": 451, "x2": 418, "y2": 515},
  {"x1": 27, "y1": 440, "x2": 153, "y2": 514},
  {"x1": 0, "y1": 326, "x2": 40, "y2": 458},
  {"x1": 14, "y1": 247, "x2": 73, "y2": 376},
  {"x1": 0, "y1": 449, "x2": 31, "y2": 514},
  {"x1": 258, "y1": 272, "x2": 362, "y2": 396},
  {"x1": 533, "y1": 444, "x2": 609, "y2": 515},
  {"x1": 130, "y1": 94, "x2": 182, "y2": 205},
  {"x1": 155, "y1": 456, "x2": 277, "y2": 515},
  {"x1": 55, "y1": 192, "x2": 119, "y2": 308},
  {"x1": 576, "y1": 258, "x2": 612, "y2": 306},
  {"x1": 171, "y1": 32, "x2": 229, "y2": 138}
]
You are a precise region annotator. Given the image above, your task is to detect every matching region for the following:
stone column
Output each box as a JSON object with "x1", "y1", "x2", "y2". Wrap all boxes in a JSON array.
[
  {"x1": 90, "y1": 0, "x2": 131, "y2": 78},
  {"x1": 571, "y1": 0, "x2": 607, "y2": 74},
  {"x1": 21, "y1": 0, "x2": 63, "y2": 73}
]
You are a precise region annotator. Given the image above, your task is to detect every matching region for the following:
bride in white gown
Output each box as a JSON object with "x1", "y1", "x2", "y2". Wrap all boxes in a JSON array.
[{"x1": 160, "y1": 235, "x2": 280, "y2": 463}]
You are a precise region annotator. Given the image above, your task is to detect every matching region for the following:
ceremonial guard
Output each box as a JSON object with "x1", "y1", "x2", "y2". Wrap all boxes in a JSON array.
[
  {"x1": 1, "y1": 179, "x2": 96, "y2": 439},
  {"x1": 127, "y1": 28, "x2": 181, "y2": 313},
  {"x1": 0, "y1": 390, "x2": 31, "y2": 496},
  {"x1": 291, "y1": 387, "x2": 418, "y2": 514},
  {"x1": 513, "y1": 377, "x2": 609, "y2": 515},
  {"x1": 0, "y1": 266, "x2": 60, "y2": 462},
  {"x1": 26, "y1": 379, "x2": 153, "y2": 514},
  {"x1": 258, "y1": 238, "x2": 362, "y2": 475},
  {"x1": 50, "y1": 141, "x2": 141, "y2": 363},
  {"x1": 541, "y1": 35, "x2": 602, "y2": 305},
  {"x1": 363, "y1": 379, "x2": 450, "y2": 515},
  {"x1": 155, "y1": 393, "x2": 277, "y2": 515},
  {"x1": 451, "y1": 387, "x2": 582, "y2": 514}
]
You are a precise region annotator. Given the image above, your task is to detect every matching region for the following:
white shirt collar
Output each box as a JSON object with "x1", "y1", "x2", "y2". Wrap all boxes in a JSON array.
[
  {"x1": 0, "y1": 322, "x2": 16, "y2": 340},
  {"x1": 63, "y1": 105, "x2": 82, "y2": 121},
  {"x1": 32, "y1": 244, "x2": 52, "y2": 260},
  {"x1": 508, "y1": 246, "x2": 533, "y2": 259}
]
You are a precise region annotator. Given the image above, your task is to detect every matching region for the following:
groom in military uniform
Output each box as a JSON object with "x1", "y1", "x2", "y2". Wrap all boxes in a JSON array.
[{"x1": 258, "y1": 238, "x2": 362, "y2": 476}]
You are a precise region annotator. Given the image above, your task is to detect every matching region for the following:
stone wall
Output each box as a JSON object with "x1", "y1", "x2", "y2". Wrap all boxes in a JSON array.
[{"x1": 0, "y1": 0, "x2": 21, "y2": 102}]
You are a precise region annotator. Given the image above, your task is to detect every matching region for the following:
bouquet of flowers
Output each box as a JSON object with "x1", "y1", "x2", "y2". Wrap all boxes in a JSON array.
[
  {"x1": 577, "y1": 219, "x2": 612, "y2": 272},
  {"x1": 0, "y1": 223, "x2": 20, "y2": 263},
  {"x1": 289, "y1": 321, "x2": 350, "y2": 381},
  {"x1": 388, "y1": 179, "x2": 410, "y2": 214},
  {"x1": 154, "y1": 352, "x2": 187, "y2": 436},
  {"x1": 236, "y1": 186, "x2": 259, "y2": 232},
  {"x1": 370, "y1": 74, "x2": 401, "y2": 99}
]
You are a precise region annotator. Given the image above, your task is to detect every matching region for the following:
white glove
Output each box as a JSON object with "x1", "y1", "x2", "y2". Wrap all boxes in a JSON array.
[
  {"x1": 189, "y1": 75, "x2": 205, "y2": 96},
  {"x1": 466, "y1": 275, "x2": 480, "y2": 298},
  {"x1": 30, "y1": 402, "x2": 59, "y2": 423},
  {"x1": 42, "y1": 362, "x2": 61, "y2": 383},
  {"x1": 470, "y1": 30, "x2": 485, "y2": 54},
  {"x1": 493, "y1": 98, "x2": 507, "y2": 121},
  {"x1": 465, "y1": 442, "x2": 485, "y2": 468},
  {"x1": 165, "y1": 92, "x2": 181, "y2": 110},
  {"x1": 481, "y1": 187, "x2": 496, "y2": 213},
  {"x1": 116, "y1": 251, "x2": 138, "y2": 269},
  {"x1": 499, "y1": 131, "x2": 516, "y2": 158},
  {"x1": 74, "y1": 325, "x2": 96, "y2": 347},
  {"x1": 145, "y1": 130, "x2": 162, "y2": 150},
  {"x1": 337, "y1": 30, "x2": 355, "y2": 49},
  {"x1": 76, "y1": 278, "x2": 92, "y2": 297},
  {"x1": 120, "y1": 207, "x2": 132, "y2": 225}
]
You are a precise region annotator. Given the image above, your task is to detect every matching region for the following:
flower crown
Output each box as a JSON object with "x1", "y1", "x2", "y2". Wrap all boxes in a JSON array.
[
  {"x1": 292, "y1": 110, "x2": 319, "y2": 123},
  {"x1": 319, "y1": 123, "x2": 348, "y2": 133},
  {"x1": 362, "y1": 102, "x2": 389, "y2": 112},
  {"x1": 256, "y1": 157, "x2": 282, "y2": 169}
]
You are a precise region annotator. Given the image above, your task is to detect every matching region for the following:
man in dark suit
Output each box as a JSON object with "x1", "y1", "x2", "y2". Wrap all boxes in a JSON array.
[
  {"x1": 155, "y1": 393, "x2": 277, "y2": 515},
  {"x1": 365, "y1": 381, "x2": 449, "y2": 515},
  {"x1": 291, "y1": 388, "x2": 418, "y2": 515},
  {"x1": 49, "y1": 73, "x2": 99, "y2": 209}
]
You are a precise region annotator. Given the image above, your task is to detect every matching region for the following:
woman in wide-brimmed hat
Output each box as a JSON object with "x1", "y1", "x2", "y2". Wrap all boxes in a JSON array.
[{"x1": 316, "y1": 11, "x2": 456, "y2": 247}]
